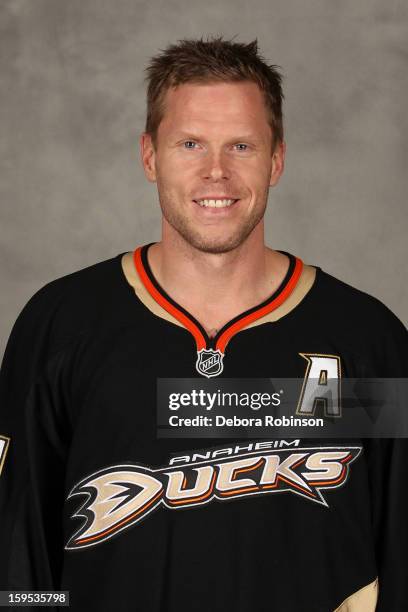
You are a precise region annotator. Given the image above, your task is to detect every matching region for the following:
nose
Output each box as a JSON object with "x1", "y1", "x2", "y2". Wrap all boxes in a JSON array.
[{"x1": 202, "y1": 150, "x2": 231, "y2": 181}]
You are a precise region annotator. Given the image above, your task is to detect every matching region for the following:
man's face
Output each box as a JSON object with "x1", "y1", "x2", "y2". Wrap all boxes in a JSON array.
[{"x1": 140, "y1": 80, "x2": 285, "y2": 254}]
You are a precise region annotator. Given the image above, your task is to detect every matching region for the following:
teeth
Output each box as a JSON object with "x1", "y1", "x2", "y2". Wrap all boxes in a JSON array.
[{"x1": 196, "y1": 199, "x2": 236, "y2": 208}]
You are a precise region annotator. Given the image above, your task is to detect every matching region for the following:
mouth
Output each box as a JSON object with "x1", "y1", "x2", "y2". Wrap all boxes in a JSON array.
[{"x1": 192, "y1": 198, "x2": 240, "y2": 209}]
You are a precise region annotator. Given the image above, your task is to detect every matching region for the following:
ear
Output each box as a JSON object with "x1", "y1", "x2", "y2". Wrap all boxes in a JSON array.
[
  {"x1": 269, "y1": 140, "x2": 286, "y2": 187},
  {"x1": 140, "y1": 132, "x2": 157, "y2": 182}
]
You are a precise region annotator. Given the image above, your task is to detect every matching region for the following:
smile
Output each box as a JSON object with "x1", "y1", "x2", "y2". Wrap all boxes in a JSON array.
[{"x1": 193, "y1": 198, "x2": 239, "y2": 208}]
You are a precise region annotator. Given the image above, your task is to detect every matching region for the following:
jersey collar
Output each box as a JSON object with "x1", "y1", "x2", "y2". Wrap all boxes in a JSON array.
[{"x1": 133, "y1": 242, "x2": 304, "y2": 354}]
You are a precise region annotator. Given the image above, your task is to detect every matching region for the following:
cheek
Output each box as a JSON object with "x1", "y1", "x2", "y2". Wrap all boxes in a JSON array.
[
  {"x1": 156, "y1": 167, "x2": 193, "y2": 201},
  {"x1": 159, "y1": 155, "x2": 198, "y2": 180},
  {"x1": 238, "y1": 166, "x2": 269, "y2": 193}
]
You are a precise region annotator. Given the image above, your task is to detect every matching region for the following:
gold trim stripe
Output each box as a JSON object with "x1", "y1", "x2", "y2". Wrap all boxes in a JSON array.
[{"x1": 333, "y1": 578, "x2": 378, "y2": 612}]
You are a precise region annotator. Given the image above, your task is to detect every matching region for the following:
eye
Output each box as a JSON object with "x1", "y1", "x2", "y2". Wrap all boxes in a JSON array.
[
  {"x1": 183, "y1": 141, "x2": 197, "y2": 149},
  {"x1": 234, "y1": 143, "x2": 249, "y2": 151}
]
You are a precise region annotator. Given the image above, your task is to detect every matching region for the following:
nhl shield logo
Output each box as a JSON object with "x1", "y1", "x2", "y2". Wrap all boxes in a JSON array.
[{"x1": 196, "y1": 348, "x2": 224, "y2": 378}]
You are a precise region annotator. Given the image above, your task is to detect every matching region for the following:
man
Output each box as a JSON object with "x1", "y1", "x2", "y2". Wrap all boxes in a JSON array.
[{"x1": 0, "y1": 36, "x2": 407, "y2": 611}]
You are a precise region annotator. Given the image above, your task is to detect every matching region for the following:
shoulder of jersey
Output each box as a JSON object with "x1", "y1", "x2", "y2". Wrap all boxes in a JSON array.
[
  {"x1": 11, "y1": 253, "x2": 125, "y2": 356},
  {"x1": 313, "y1": 266, "x2": 407, "y2": 342}
]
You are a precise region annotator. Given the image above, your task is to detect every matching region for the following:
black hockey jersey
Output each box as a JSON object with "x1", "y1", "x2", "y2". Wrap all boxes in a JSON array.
[{"x1": 0, "y1": 242, "x2": 407, "y2": 611}]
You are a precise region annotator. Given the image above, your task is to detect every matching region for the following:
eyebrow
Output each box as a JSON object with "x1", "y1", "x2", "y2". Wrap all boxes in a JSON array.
[{"x1": 173, "y1": 131, "x2": 262, "y2": 143}]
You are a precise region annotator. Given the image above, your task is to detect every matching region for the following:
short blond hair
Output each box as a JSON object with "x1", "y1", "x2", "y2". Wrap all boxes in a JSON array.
[{"x1": 144, "y1": 35, "x2": 284, "y2": 151}]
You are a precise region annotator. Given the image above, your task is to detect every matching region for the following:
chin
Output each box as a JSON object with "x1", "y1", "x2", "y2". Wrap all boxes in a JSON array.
[{"x1": 186, "y1": 233, "x2": 248, "y2": 254}]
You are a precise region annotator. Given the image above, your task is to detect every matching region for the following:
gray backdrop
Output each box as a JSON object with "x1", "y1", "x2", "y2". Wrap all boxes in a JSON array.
[{"x1": 1, "y1": 0, "x2": 407, "y2": 359}]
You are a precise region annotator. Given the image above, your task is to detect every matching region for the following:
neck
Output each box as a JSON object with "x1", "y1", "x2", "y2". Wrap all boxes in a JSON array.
[{"x1": 146, "y1": 223, "x2": 290, "y2": 328}]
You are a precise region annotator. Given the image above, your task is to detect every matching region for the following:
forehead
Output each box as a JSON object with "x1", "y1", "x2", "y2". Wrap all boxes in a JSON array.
[{"x1": 159, "y1": 81, "x2": 270, "y2": 134}]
